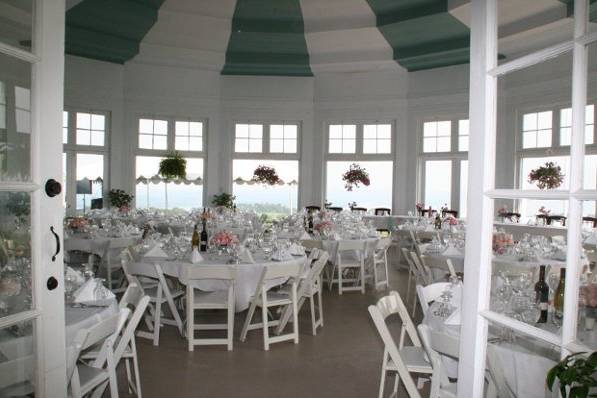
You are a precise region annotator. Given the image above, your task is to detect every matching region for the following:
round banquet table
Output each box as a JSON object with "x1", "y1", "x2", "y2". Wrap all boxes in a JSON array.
[{"x1": 147, "y1": 253, "x2": 306, "y2": 312}]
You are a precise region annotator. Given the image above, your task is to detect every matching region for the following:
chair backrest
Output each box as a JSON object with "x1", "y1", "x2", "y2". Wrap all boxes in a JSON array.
[
  {"x1": 441, "y1": 209, "x2": 458, "y2": 218},
  {"x1": 374, "y1": 208, "x2": 391, "y2": 216},
  {"x1": 429, "y1": 325, "x2": 460, "y2": 359},
  {"x1": 376, "y1": 237, "x2": 392, "y2": 252},
  {"x1": 351, "y1": 207, "x2": 367, "y2": 213},
  {"x1": 409, "y1": 251, "x2": 432, "y2": 284},
  {"x1": 119, "y1": 282, "x2": 146, "y2": 310},
  {"x1": 486, "y1": 345, "x2": 516, "y2": 398},
  {"x1": 67, "y1": 328, "x2": 90, "y2": 382},
  {"x1": 416, "y1": 282, "x2": 451, "y2": 313},
  {"x1": 263, "y1": 262, "x2": 303, "y2": 280},
  {"x1": 184, "y1": 265, "x2": 236, "y2": 281},
  {"x1": 300, "y1": 239, "x2": 324, "y2": 251},
  {"x1": 374, "y1": 291, "x2": 421, "y2": 348},
  {"x1": 112, "y1": 288, "x2": 150, "y2": 364},
  {"x1": 305, "y1": 251, "x2": 330, "y2": 282},
  {"x1": 420, "y1": 255, "x2": 457, "y2": 279},
  {"x1": 82, "y1": 312, "x2": 121, "y2": 352},
  {"x1": 328, "y1": 206, "x2": 343, "y2": 213},
  {"x1": 368, "y1": 302, "x2": 422, "y2": 398},
  {"x1": 305, "y1": 205, "x2": 321, "y2": 213},
  {"x1": 337, "y1": 239, "x2": 366, "y2": 252},
  {"x1": 417, "y1": 324, "x2": 451, "y2": 389},
  {"x1": 123, "y1": 260, "x2": 160, "y2": 279},
  {"x1": 0, "y1": 355, "x2": 34, "y2": 389},
  {"x1": 582, "y1": 216, "x2": 597, "y2": 228}
]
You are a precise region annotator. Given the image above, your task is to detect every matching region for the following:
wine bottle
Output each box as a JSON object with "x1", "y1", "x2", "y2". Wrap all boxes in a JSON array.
[
  {"x1": 553, "y1": 268, "x2": 566, "y2": 323},
  {"x1": 191, "y1": 224, "x2": 200, "y2": 250},
  {"x1": 200, "y1": 220, "x2": 208, "y2": 252},
  {"x1": 308, "y1": 215, "x2": 314, "y2": 234},
  {"x1": 534, "y1": 265, "x2": 549, "y2": 323},
  {"x1": 434, "y1": 214, "x2": 442, "y2": 230}
]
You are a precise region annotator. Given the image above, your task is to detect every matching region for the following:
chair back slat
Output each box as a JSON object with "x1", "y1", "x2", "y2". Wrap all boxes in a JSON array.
[
  {"x1": 301, "y1": 239, "x2": 324, "y2": 251},
  {"x1": 263, "y1": 262, "x2": 303, "y2": 280},
  {"x1": 184, "y1": 265, "x2": 236, "y2": 281},
  {"x1": 0, "y1": 355, "x2": 34, "y2": 388},
  {"x1": 416, "y1": 282, "x2": 451, "y2": 313},
  {"x1": 82, "y1": 312, "x2": 121, "y2": 351},
  {"x1": 374, "y1": 291, "x2": 421, "y2": 347},
  {"x1": 124, "y1": 260, "x2": 160, "y2": 279},
  {"x1": 417, "y1": 324, "x2": 451, "y2": 388},
  {"x1": 337, "y1": 240, "x2": 366, "y2": 251}
]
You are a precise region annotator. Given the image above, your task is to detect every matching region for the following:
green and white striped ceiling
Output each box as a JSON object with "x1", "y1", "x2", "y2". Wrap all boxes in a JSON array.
[{"x1": 58, "y1": 0, "x2": 590, "y2": 75}]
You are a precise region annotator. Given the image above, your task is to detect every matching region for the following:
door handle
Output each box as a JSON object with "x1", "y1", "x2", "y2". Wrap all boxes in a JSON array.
[{"x1": 50, "y1": 226, "x2": 60, "y2": 262}]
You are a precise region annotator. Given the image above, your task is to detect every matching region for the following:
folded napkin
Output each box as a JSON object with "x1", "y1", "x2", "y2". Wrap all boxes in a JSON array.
[
  {"x1": 445, "y1": 308, "x2": 461, "y2": 325},
  {"x1": 73, "y1": 278, "x2": 115, "y2": 304},
  {"x1": 442, "y1": 246, "x2": 462, "y2": 257},
  {"x1": 65, "y1": 266, "x2": 85, "y2": 285},
  {"x1": 144, "y1": 245, "x2": 169, "y2": 258},
  {"x1": 190, "y1": 248, "x2": 203, "y2": 264},
  {"x1": 300, "y1": 231, "x2": 311, "y2": 240},
  {"x1": 271, "y1": 248, "x2": 292, "y2": 261},
  {"x1": 289, "y1": 243, "x2": 305, "y2": 256},
  {"x1": 240, "y1": 247, "x2": 255, "y2": 264},
  {"x1": 331, "y1": 232, "x2": 342, "y2": 241}
]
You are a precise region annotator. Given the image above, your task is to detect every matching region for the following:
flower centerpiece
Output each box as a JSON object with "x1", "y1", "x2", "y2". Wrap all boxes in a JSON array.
[
  {"x1": 212, "y1": 193, "x2": 235, "y2": 209},
  {"x1": 159, "y1": 151, "x2": 187, "y2": 180},
  {"x1": 528, "y1": 161, "x2": 564, "y2": 190},
  {"x1": 538, "y1": 206, "x2": 551, "y2": 216},
  {"x1": 342, "y1": 163, "x2": 370, "y2": 191},
  {"x1": 108, "y1": 189, "x2": 134, "y2": 213},
  {"x1": 314, "y1": 220, "x2": 335, "y2": 238},
  {"x1": 211, "y1": 231, "x2": 239, "y2": 247},
  {"x1": 252, "y1": 165, "x2": 282, "y2": 185},
  {"x1": 416, "y1": 203, "x2": 424, "y2": 212},
  {"x1": 68, "y1": 217, "x2": 89, "y2": 231},
  {"x1": 443, "y1": 215, "x2": 459, "y2": 226},
  {"x1": 492, "y1": 232, "x2": 514, "y2": 255}
]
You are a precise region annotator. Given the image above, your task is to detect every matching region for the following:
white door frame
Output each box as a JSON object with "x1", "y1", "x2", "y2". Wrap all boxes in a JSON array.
[
  {"x1": 460, "y1": 0, "x2": 596, "y2": 396},
  {"x1": 0, "y1": 1, "x2": 67, "y2": 395}
]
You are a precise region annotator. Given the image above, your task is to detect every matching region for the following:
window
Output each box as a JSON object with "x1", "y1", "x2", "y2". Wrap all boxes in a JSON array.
[
  {"x1": 135, "y1": 156, "x2": 203, "y2": 210},
  {"x1": 560, "y1": 105, "x2": 594, "y2": 145},
  {"x1": 459, "y1": 160, "x2": 468, "y2": 218},
  {"x1": 363, "y1": 124, "x2": 392, "y2": 154},
  {"x1": 15, "y1": 86, "x2": 30, "y2": 134},
  {"x1": 235, "y1": 123, "x2": 263, "y2": 153},
  {"x1": 458, "y1": 119, "x2": 469, "y2": 152},
  {"x1": 423, "y1": 120, "x2": 451, "y2": 152},
  {"x1": 522, "y1": 110, "x2": 552, "y2": 148},
  {"x1": 62, "y1": 111, "x2": 68, "y2": 144},
  {"x1": 232, "y1": 159, "x2": 298, "y2": 217},
  {"x1": 270, "y1": 124, "x2": 298, "y2": 153},
  {"x1": 328, "y1": 124, "x2": 356, "y2": 154},
  {"x1": 175, "y1": 121, "x2": 203, "y2": 151},
  {"x1": 76, "y1": 112, "x2": 105, "y2": 146},
  {"x1": 76, "y1": 153, "x2": 103, "y2": 211},
  {"x1": 325, "y1": 161, "x2": 393, "y2": 210},
  {"x1": 424, "y1": 160, "x2": 452, "y2": 209},
  {"x1": 139, "y1": 118, "x2": 168, "y2": 150}
]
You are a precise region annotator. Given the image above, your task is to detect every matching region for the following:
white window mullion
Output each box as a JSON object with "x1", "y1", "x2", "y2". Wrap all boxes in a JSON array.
[{"x1": 562, "y1": 0, "x2": 589, "y2": 355}]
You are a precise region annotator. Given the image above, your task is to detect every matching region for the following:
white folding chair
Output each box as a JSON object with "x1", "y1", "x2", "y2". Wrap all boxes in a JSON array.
[
  {"x1": 81, "y1": 283, "x2": 150, "y2": 397},
  {"x1": 185, "y1": 265, "x2": 236, "y2": 351},
  {"x1": 486, "y1": 345, "x2": 515, "y2": 398},
  {"x1": 415, "y1": 282, "x2": 451, "y2": 314},
  {"x1": 0, "y1": 355, "x2": 34, "y2": 397},
  {"x1": 240, "y1": 262, "x2": 302, "y2": 350},
  {"x1": 417, "y1": 324, "x2": 458, "y2": 398},
  {"x1": 70, "y1": 311, "x2": 126, "y2": 398},
  {"x1": 331, "y1": 240, "x2": 367, "y2": 295},
  {"x1": 370, "y1": 238, "x2": 392, "y2": 290},
  {"x1": 122, "y1": 260, "x2": 184, "y2": 346},
  {"x1": 419, "y1": 255, "x2": 457, "y2": 282},
  {"x1": 276, "y1": 249, "x2": 330, "y2": 336},
  {"x1": 370, "y1": 291, "x2": 433, "y2": 398},
  {"x1": 368, "y1": 297, "x2": 425, "y2": 398}
]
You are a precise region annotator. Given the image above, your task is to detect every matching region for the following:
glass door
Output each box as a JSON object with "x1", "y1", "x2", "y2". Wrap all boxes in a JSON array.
[{"x1": 0, "y1": 1, "x2": 67, "y2": 395}]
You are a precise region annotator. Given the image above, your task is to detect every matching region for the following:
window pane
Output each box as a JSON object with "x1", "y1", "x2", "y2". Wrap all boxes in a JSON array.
[
  {"x1": 523, "y1": 113, "x2": 537, "y2": 131},
  {"x1": 189, "y1": 122, "x2": 202, "y2": 136},
  {"x1": 235, "y1": 138, "x2": 249, "y2": 153},
  {"x1": 436, "y1": 136, "x2": 451, "y2": 152},
  {"x1": 154, "y1": 135, "x2": 167, "y2": 150},
  {"x1": 560, "y1": 127, "x2": 572, "y2": 146},
  {"x1": 378, "y1": 124, "x2": 391, "y2": 139},
  {"x1": 329, "y1": 125, "x2": 342, "y2": 139},
  {"x1": 424, "y1": 160, "x2": 452, "y2": 209},
  {"x1": 175, "y1": 136, "x2": 188, "y2": 151},
  {"x1": 249, "y1": 124, "x2": 263, "y2": 139},
  {"x1": 460, "y1": 160, "x2": 468, "y2": 218},
  {"x1": 91, "y1": 114, "x2": 104, "y2": 130},
  {"x1": 423, "y1": 137, "x2": 436, "y2": 153},
  {"x1": 63, "y1": 111, "x2": 68, "y2": 144},
  {"x1": 76, "y1": 154, "x2": 103, "y2": 212},
  {"x1": 91, "y1": 131, "x2": 104, "y2": 146},
  {"x1": 343, "y1": 139, "x2": 356, "y2": 153},
  {"x1": 284, "y1": 124, "x2": 297, "y2": 139},
  {"x1": 154, "y1": 120, "x2": 168, "y2": 135},
  {"x1": 175, "y1": 121, "x2": 189, "y2": 134},
  {"x1": 249, "y1": 139, "x2": 262, "y2": 153},
  {"x1": 285, "y1": 140, "x2": 297, "y2": 153},
  {"x1": 236, "y1": 124, "x2": 249, "y2": 138},
  {"x1": 537, "y1": 130, "x2": 552, "y2": 147},
  {"x1": 363, "y1": 124, "x2": 376, "y2": 139},
  {"x1": 77, "y1": 112, "x2": 91, "y2": 129},
  {"x1": 537, "y1": 111, "x2": 552, "y2": 129},
  {"x1": 270, "y1": 139, "x2": 284, "y2": 153},
  {"x1": 325, "y1": 161, "x2": 393, "y2": 210},
  {"x1": 522, "y1": 131, "x2": 536, "y2": 148},
  {"x1": 519, "y1": 156, "x2": 569, "y2": 220},
  {"x1": 378, "y1": 139, "x2": 391, "y2": 154},
  {"x1": 343, "y1": 125, "x2": 356, "y2": 139},
  {"x1": 423, "y1": 122, "x2": 437, "y2": 137},
  {"x1": 189, "y1": 137, "x2": 202, "y2": 151},
  {"x1": 76, "y1": 130, "x2": 90, "y2": 145},
  {"x1": 270, "y1": 124, "x2": 283, "y2": 139},
  {"x1": 437, "y1": 121, "x2": 451, "y2": 136},
  {"x1": 139, "y1": 134, "x2": 153, "y2": 149},
  {"x1": 139, "y1": 118, "x2": 153, "y2": 134},
  {"x1": 329, "y1": 139, "x2": 342, "y2": 153},
  {"x1": 363, "y1": 139, "x2": 376, "y2": 154}
]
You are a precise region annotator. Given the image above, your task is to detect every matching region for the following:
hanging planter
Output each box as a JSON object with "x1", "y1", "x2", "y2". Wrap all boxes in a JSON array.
[
  {"x1": 212, "y1": 193, "x2": 236, "y2": 209},
  {"x1": 159, "y1": 151, "x2": 187, "y2": 180},
  {"x1": 528, "y1": 161, "x2": 564, "y2": 190},
  {"x1": 342, "y1": 163, "x2": 370, "y2": 191},
  {"x1": 252, "y1": 165, "x2": 282, "y2": 185},
  {"x1": 108, "y1": 189, "x2": 134, "y2": 211}
]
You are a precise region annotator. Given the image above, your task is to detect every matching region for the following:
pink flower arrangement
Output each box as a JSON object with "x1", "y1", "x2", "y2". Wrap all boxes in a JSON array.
[
  {"x1": 492, "y1": 232, "x2": 514, "y2": 255},
  {"x1": 342, "y1": 163, "x2": 370, "y2": 191},
  {"x1": 580, "y1": 284, "x2": 597, "y2": 308},
  {"x1": 416, "y1": 203, "x2": 424, "y2": 211},
  {"x1": 497, "y1": 206, "x2": 509, "y2": 216},
  {"x1": 211, "y1": 231, "x2": 239, "y2": 247},
  {"x1": 200, "y1": 211, "x2": 214, "y2": 221},
  {"x1": 538, "y1": 206, "x2": 551, "y2": 216},
  {"x1": 68, "y1": 217, "x2": 89, "y2": 230},
  {"x1": 443, "y1": 216, "x2": 459, "y2": 226},
  {"x1": 314, "y1": 220, "x2": 335, "y2": 233}
]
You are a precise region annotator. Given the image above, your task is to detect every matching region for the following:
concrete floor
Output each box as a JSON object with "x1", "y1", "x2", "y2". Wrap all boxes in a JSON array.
[{"x1": 119, "y1": 254, "x2": 422, "y2": 397}]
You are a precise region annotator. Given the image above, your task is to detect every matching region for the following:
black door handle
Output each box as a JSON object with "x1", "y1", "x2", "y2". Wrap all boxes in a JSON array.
[{"x1": 50, "y1": 226, "x2": 60, "y2": 262}]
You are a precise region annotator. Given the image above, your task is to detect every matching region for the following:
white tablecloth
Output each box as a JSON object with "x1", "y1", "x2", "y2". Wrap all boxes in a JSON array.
[
  {"x1": 493, "y1": 222, "x2": 568, "y2": 241},
  {"x1": 363, "y1": 215, "x2": 417, "y2": 230},
  {"x1": 147, "y1": 254, "x2": 306, "y2": 312}
]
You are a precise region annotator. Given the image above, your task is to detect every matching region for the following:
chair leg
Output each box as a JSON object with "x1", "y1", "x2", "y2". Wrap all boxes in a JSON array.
[
  {"x1": 338, "y1": 265, "x2": 343, "y2": 295},
  {"x1": 125, "y1": 358, "x2": 133, "y2": 394},
  {"x1": 406, "y1": 269, "x2": 413, "y2": 299},
  {"x1": 240, "y1": 298, "x2": 257, "y2": 342},
  {"x1": 317, "y1": 282, "x2": 324, "y2": 327},
  {"x1": 309, "y1": 295, "x2": 317, "y2": 336},
  {"x1": 292, "y1": 283, "x2": 299, "y2": 344},
  {"x1": 187, "y1": 287, "x2": 194, "y2": 352},
  {"x1": 153, "y1": 288, "x2": 163, "y2": 346},
  {"x1": 262, "y1": 290, "x2": 270, "y2": 351},
  {"x1": 411, "y1": 291, "x2": 417, "y2": 318},
  {"x1": 131, "y1": 338, "x2": 142, "y2": 398},
  {"x1": 378, "y1": 349, "x2": 388, "y2": 398},
  {"x1": 360, "y1": 262, "x2": 366, "y2": 294},
  {"x1": 227, "y1": 291, "x2": 234, "y2": 351}
]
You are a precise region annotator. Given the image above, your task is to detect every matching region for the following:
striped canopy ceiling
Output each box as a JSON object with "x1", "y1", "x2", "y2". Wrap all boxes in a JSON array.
[{"x1": 59, "y1": 0, "x2": 593, "y2": 76}]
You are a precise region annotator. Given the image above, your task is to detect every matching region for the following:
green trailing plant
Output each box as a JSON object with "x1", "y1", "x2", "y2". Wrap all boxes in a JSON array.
[
  {"x1": 212, "y1": 193, "x2": 236, "y2": 209},
  {"x1": 547, "y1": 352, "x2": 597, "y2": 398},
  {"x1": 108, "y1": 189, "x2": 134, "y2": 209},
  {"x1": 159, "y1": 151, "x2": 187, "y2": 180},
  {"x1": 528, "y1": 161, "x2": 564, "y2": 190}
]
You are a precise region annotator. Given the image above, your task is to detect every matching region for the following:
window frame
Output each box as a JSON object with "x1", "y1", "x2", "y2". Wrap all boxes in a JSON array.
[{"x1": 232, "y1": 120, "x2": 302, "y2": 161}]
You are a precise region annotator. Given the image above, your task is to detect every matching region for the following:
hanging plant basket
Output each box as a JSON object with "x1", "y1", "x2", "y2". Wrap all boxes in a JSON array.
[
  {"x1": 108, "y1": 189, "x2": 134, "y2": 210},
  {"x1": 528, "y1": 161, "x2": 564, "y2": 190},
  {"x1": 252, "y1": 165, "x2": 282, "y2": 185},
  {"x1": 159, "y1": 151, "x2": 187, "y2": 180},
  {"x1": 342, "y1": 163, "x2": 370, "y2": 191},
  {"x1": 212, "y1": 193, "x2": 236, "y2": 209}
]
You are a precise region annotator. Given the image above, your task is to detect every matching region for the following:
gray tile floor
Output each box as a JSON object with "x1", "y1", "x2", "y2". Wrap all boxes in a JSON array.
[{"x1": 119, "y1": 255, "x2": 422, "y2": 397}]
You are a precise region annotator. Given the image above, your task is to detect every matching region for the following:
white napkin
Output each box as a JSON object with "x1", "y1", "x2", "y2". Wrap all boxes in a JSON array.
[
  {"x1": 584, "y1": 233, "x2": 597, "y2": 245},
  {"x1": 289, "y1": 243, "x2": 305, "y2": 256},
  {"x1": 442, "y1": 246, "x2": 462, "y2": 256},
  {"x1": 65, "y1": 266, "x2": 85, "y2": 285},
  {"x1": 144, "y1": 245, "x2": 169, "y2": 258},
  {"x1": 445, "y1": 308, "x2": 461, "y2": 325},
  {"x1": 299, "y1": 231, "x2": 311, "y2": 240},
  {"x1": 240, "y1": 247, "x2": 255, "y2": 264},
  {"x1": 73, "y1": 278, "x2": 115, "y2": 304},
  {"x1": 331, "y1": 232, "x2": 341, "y2": 241},
  {"x1": 271, "y1": 248, "x2": 291, "y2": 261},
  {"x1": 190, "y1": 248, "x2": 203, "y2": 264}
]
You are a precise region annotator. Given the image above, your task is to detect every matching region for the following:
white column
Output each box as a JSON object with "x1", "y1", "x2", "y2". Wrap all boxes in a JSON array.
[{"x1": 457, "y1": 0, "x2": 498, "y2": 396}]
